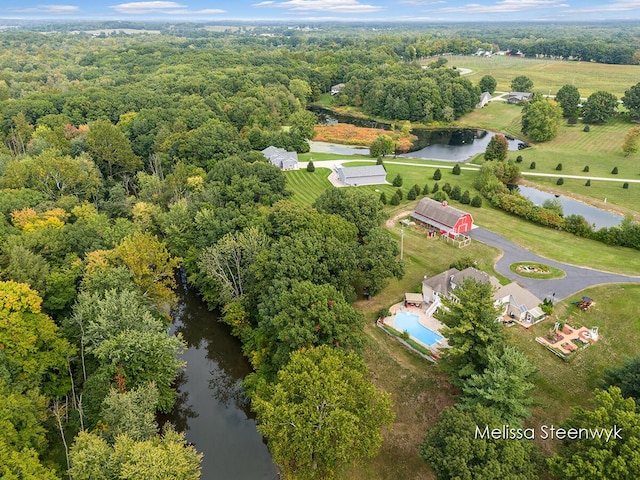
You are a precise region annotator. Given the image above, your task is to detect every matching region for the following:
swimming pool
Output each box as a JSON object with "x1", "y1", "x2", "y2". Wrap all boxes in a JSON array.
[{"x1": 394, "y1": 311, "x2": 443, "y2": 346}]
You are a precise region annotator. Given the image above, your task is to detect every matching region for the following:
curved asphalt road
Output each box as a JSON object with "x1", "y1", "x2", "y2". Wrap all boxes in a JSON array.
[{"x1": 468, "y1": 227, "x2": 640, "y2": 302}]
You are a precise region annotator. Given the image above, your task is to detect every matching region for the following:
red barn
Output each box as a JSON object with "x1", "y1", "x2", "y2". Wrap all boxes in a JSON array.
[{"x1": 411, "y1": 198, "x2": 474, "y2": 238}]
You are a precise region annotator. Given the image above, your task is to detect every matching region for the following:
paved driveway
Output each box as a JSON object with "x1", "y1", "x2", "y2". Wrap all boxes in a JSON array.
[{"x1": 468, "y1": 227, "x2": 640, "y2": 301}]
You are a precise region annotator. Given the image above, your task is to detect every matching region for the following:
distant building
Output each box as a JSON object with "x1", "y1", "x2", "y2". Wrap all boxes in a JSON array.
[
  {"x1": 335, "y1": 165, "x2": 387, "y2": 186},
  {"x1": 476, "y1": 91, "x2": 491, "y2": 108},
  {"x1": 330, "y1": 83, "x2": 345, "y2": 95},
  {"x1": 411, "y1": 197, "x2": 474, "y2": 238},
  {"x1": 261, "y1": 146, "x2": 299, "y2": 171},
  {"x1": 507, "y1": 92, "x2": 533, "y2": 104}
]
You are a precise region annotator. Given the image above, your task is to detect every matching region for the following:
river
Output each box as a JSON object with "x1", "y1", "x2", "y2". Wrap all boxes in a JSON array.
[{"x1": 164, "y1": 276, "x2": 278, "y2": 479}]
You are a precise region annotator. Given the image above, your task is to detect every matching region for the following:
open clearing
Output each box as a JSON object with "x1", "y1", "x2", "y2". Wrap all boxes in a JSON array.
[{"x1": 449, "y1": 54, "x2": 640, "y2": 98}]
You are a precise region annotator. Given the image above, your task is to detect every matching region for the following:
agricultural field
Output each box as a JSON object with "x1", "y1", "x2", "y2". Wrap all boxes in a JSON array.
[{"x1": 449, "y1": 54, "x2": 640, "y2": 98}]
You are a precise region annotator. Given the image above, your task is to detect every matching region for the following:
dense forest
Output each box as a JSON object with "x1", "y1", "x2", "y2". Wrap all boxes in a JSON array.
[{"x1": 1, "y1": 23, "x2": 640, "y2": 479}]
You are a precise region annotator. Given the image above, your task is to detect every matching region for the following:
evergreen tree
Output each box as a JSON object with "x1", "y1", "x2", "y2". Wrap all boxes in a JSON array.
[
  {"x1": 392, "y1": 174, "x2": 403, "y2": 187},
  {"x1": 452, "y1": 163, "x2": 461, "y2": 175},
  {"x1": 460, "y1": 190, "x2": 471, "y2": 204},
  {"x1": 433, "y1": 169, "x2": 442, "y2": 181},
  {"x1": 306, "y1": 160, "x2": 315, "y2": 172}
]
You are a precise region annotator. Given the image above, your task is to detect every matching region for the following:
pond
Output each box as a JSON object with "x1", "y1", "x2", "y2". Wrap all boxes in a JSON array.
[
  {"x1": 163, "y1": 276, "x2": 278, "y2": 480},
  {"x1": 516, "y1": 185, "x2": 624, "y2": 229},
  {"x1": 309, "y1": 106, "x2": 525, "y2": 161}
]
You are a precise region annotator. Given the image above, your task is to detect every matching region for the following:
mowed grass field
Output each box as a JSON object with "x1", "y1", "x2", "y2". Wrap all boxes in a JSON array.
[
  {"x1": 449, "y1": 54, "x2": 640, "y2": 98},
  {"x1": 508, "y1": 284, "x2": 640, "y2": 455}
]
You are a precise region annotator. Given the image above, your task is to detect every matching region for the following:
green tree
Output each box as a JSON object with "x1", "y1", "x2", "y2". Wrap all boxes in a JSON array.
[
  {"x1": 460, "y1": 345, "x2": 535, "y2": 423},
  {"x1": 433, "y1": 168, "x2": 442, "y2": 181},
  {"x1": 420, "y1": 405, "x2": 539, "y2": 480},
  {"x1": 379, "y1": 192, "x2": 387, "y2": 204},
  {"x1": 306, "y1": 160, "x2": 315, "y2": 172},
  {"x1": 449, "y1": 184, "x2": 461, "y2": 201},
  {"x1": 85, "y1": 119, "x2": 141, "y2": 180},
  {"x1": 452, "y1": 163, "x2": 461, "y2": 175},
  {"x1": 612, "y1": 166, "x2": 619, "y2": 174},
  {"x1": 471, "y1": 195, "x2": 482, "y2": 207},
  {"x1": 99, "y1": 384, "x2": 159, "y2": 442},
  {"x1": 392, "y1": 173, "x2": 403, "y2": 187},
  {"x1": 622, "y1": 82, "x2": 640, "y2": 121},
  {"x1": 479, "y1": 75, "x2": 497, "y2": 94},
  {"x1": 511, "y1": 76, "x2": 534, "y2": 92},
  {"x1": 0, "y1": 281, "x2": 72, "y2": 396},
  {"x1": 313, "y1": 189, "x2": 385, "y2": 238},
  {"x1": 369, "y1": 134, "x2": 394, "y2": 158},
  {"x1": 460, "y1": 190, "x2": 471, "y2": 204},
  {"x1": 622, "y1": 127, "x2": 640, "y2": 156},
  {"x1": 547, "y1": 387, "x2": 640, "y2": 480},
  {"x1": 521, "y1": 98, "x2": 563, "y2": 141},
  {"x1": 389, "y1": 192, "x2": 400, "y2": 205},
  {"x1": 114, "y1": 232, "x2": 181, "y2": 314},
  {"x1": 435, "y1": 278, "x2": 503, "y2": 385},
  {"x1": 68, "y1": 427, "x2": 202, "y2": 480},
  {"x1": 253, "y1": 346, "x2": 394, "y2": 480},
  {"x1": 255, "y1": 281, "x2": 365, "y2": 374},
  {"x1": 555, "y1": 84, "x2": 581, "y2": 117},
  {"x1": 484, "y1": 134, "x2": 509, "y2": 161},
  {"x1": 198, "y1": 227, "x2": 269, "y2": 305},
  {"x1": 407, "y1": 188, "x2": 417, "y2": 200},
  {"x1": 422, "y1": 183, "x2": 430, "y2": 195},
  {"x1": 289, "y1": 110, "x2": 317, "y2": 139},
  {"x1": 583, "y1": 91, "x2": 618, "y2": 124},
  {"x1": 601, "y1": 355, "x2": 640, "y2": 404}
]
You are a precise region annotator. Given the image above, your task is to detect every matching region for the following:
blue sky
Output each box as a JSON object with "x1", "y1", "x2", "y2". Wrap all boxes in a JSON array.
[{"x1": 2, "y1": 0, "x2": 640, "y2": 22}]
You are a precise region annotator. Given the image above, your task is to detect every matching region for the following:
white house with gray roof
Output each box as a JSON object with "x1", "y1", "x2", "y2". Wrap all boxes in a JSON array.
[
  {"x1": 261, "y1": 146, "x2": 299, "y2": 171},
  {"x1": 335, "y1": 165, "x2": 387, "y2": 186},
  {"x1": 494, "y1": 282, "x2": 546, "y2": 326}
]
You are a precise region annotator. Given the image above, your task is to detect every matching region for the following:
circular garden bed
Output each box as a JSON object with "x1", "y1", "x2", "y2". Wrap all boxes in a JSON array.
[{"x1": 509, "y1": 262, "x2": 565, "y2": 279}]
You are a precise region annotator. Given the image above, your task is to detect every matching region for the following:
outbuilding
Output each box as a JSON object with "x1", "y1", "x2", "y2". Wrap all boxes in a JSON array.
[
  {"x1": 335, "y1": 165, "x2": 387, "y2": 186},
  {"x1": 411, "y1": 197, "x2": 474, "y2": 237}
]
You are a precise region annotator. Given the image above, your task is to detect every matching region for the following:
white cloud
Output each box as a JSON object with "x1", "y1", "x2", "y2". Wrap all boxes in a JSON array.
[
  {"x1": 569, "y1": 0, "x2": 640, "y2": 13},
  {"x1": 110, "y1": 1, "x2": 224, "y2": 15},
  {"x1": 398, "y1": 0, "x2": 445, "y2": 5},
  {"x1": 254, "y1": 0, "x2": 384, "y2": 13},
  {"x1": 435, "y1": 0, "x2": 568, "y2": 14},
  {"x1": 252, "y1": 1, "x2": 275, "y2": 5},
  {"x1": 12, "y1": 4, "x2": 80, "y2": 14},
  {"x1": 111, "y1": 1, "x2": 185, "y2": 14}
]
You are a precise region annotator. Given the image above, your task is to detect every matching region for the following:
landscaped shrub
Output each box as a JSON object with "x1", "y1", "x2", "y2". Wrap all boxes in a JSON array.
[
  {"x1": 557, "y1": 178, "x2": 564, "y2": 185},
  {"x1": 583, "y1": 125, "x2": 590, "y2": 132},
  {"x1": 568, "y1": 117, "x2": 578, "y2": 125},
  {"x1": 452, "y1": 164, "x2": 461, "y2": 175},
  {"x1": 432, "y1": 191, "x2": 448, "y2": 202},
  {"x1": 585, "y1": 179, "x2": 591, "y2": 186},
  {"x1": 471, "y1": 195, "x2": 482, "y2": 207},
  {"x1": 380, "y1": 192, "x2": 387, "y2": 204},
  {"x1": 392, "y1": 173, "x2": 403, "y2": 187},
  {"x1": 460, "y1": 190, "x2": 471, "y2": 204},
  {"x1": 529, "y1": 162, "x2": 536, "y2": 169},
  {"x1": 442, "y1": 183, "x2": 452, "y2": 195},
  {"x1": 516, "y1": 155, "x2": 523, "y2": 163},
  {"x1": 431, "y1": 182, "x2": 439, "y2": 193},
  {"x1": 583, "y1": 165, "x2": 589, "y2": 172},
  {"x1": 376, "y1": 156, "x2": 384, "y2": 165},
  {"x1": 422, "y1": 183, "x2": 430, "y2": 195},
  {"x1": 612, "y1": 166, "x2": 619, "y2": 174},
  {"x1": 377, "y1": 307, "x2": 391, "y2": 319},
  {"x1": 623, "y1": 182, "x2": 629, "y2": 189},
  {"x1": 306, "y1": 160, "x2": 315, "y2": 172},
  {"x1": 556, "y1": 163, "x2": 563, "y2": 171},
  {"x1": 433, "y1": 168, "x2": 442, "y2": 181}
]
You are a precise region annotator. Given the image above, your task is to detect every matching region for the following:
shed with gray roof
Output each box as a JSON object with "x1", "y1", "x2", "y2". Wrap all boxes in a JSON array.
[{"x1": 336, "y1": 165, "x2": 387, "y2": 186}]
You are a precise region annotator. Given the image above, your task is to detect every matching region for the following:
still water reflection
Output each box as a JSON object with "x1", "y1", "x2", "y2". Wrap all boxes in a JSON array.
[{"x1": 164, "y1": 277, "x2": 278, "y2": 479}]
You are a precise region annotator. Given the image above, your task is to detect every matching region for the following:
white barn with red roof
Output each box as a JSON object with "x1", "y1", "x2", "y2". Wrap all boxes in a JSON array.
[{"x1": 411, "y1": 197, "x2": 474, "y2": 238}]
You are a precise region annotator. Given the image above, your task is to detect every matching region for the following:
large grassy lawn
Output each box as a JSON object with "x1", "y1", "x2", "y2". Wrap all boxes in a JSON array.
[
  {"x1": 508, "y1": 284, "x2": 640, "y2": 454},
  {"x1": 449, "y1": 54, "x2": 640, "y2": 98}
]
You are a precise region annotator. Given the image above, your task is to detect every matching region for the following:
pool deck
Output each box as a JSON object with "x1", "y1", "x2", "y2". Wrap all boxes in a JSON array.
[{"x1": 384, "y1": 302, "x2": 450, "y2": 353}]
